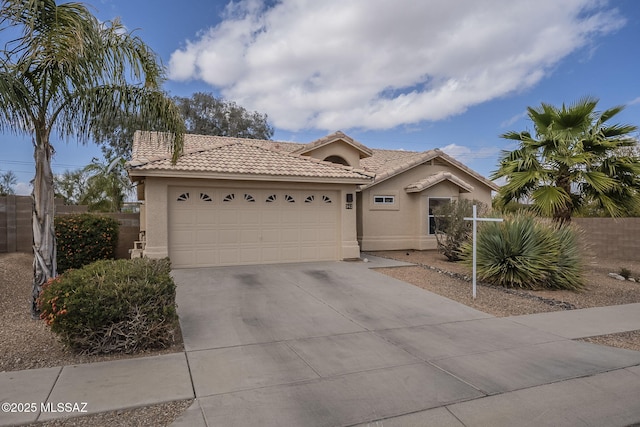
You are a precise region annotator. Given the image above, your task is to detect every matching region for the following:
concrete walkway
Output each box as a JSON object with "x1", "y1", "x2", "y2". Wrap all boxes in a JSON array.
[{"x1": 2, "y1": 259, "x2": 640, "y2": 427}]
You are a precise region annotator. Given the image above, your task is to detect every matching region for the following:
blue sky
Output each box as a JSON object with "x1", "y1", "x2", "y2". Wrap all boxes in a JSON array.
[{"x1": 2, "y1": 0, "x2": 640, "y2": 195}]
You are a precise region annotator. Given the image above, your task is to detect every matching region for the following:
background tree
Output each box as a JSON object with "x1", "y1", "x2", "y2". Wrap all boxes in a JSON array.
[
  {"x1": 175, "y1": 92, "x2": 274, "y2": 138},
  {"x1": 0, "y1": 0, "x2": 185, "y2": 316},
  {"x1": 54, "y1": 169, "x2": 89, "y2": 205},
  {"x1": 94, "y1": 92, "x2": 275, "y2": 160},
  {"x1": 0, "y1": 170, "x2": 17, "y2": 195},
  {"x1": 493, "y1": 97, "x2": 640, "y2": 223}
]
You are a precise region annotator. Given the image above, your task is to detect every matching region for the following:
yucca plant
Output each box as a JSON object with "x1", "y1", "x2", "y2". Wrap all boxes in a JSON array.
[{"x1": 463, "y1": 212, "x2": 584, "y2": 291}]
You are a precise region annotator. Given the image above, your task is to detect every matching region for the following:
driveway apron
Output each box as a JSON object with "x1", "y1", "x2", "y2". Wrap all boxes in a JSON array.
[{"x1": 171, "y1": 261, "x2": 640, "y2": 427}]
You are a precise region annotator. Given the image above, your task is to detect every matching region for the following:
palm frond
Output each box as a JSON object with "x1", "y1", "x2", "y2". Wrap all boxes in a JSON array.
[{"x1": 531, "y1": 186, "x2": 571, "y2": 217}]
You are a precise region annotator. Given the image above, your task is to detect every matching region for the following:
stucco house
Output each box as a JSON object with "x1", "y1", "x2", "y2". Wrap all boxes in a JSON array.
[{"x1": 127, "y1": 131, "x2": 498, "y2": 268}]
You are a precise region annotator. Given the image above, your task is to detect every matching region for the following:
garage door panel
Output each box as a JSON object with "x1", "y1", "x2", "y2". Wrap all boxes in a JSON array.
[
  {"x1": 196, "y1": 250, "x2": 217, "y2": 266},
  {"x1": 240, "y1": 210, "x2": 260, "y2": 225},
  {"x1": 300, "y1": 229, "x2": 318, "y2": 242},
  {"x1": 169, "y1": 187, "x2": 340, "y2": 267},
  {"x1": 240, "y1": 229, "x2": 260, "y2": 244},
  {"x1": 261, "y1": 210, "x2": 280, "y2": 224},
  {"x1": 240, "y1": 248, "x2": 261, "y2": 264},
  {"x1": 317, "y1": 228, "x2": 337, "y2": 242},
  {"x1": 170, "y1": 249, "x2": 195, "y2": 268},
  {"x1": 172, "y1": 210, "x2": 196, "y2": 225},
  {"x1": 281, "y1": 246, "x2": 301, "y2": 261},
  {"x1": 280, "y1": 229, "x2": 300, "y2": 243},
  {"x1": 219, "y1": 229, "x2": 238, "y2": 244},
  {"x1": 219, "y1": 249, "x2": 240, "y2": 265},
  {"x1": 196, "y1": 229, "x2": 218, "y2": 244},
  {"x1": 261, "y1": 228, "x2": 281, "y2": 243},
  {"x1": 261, "y1": 247, "x2": 281, "y2": 262},
  {"x1": 316, "y1": 246, "x2": 337, "y2": 259},
  {"x1": 218, "y1": 210, "x2": 239, "y2": 225},
  {"x1": 195, "y1": 210, "x2": 216, "y2": 224},
  {"x1": 281, "y1": 210, "x2": 300, "y2": 223},
  {"x1": 172, "y1": 230, "x2": 196, "y2": 245}
]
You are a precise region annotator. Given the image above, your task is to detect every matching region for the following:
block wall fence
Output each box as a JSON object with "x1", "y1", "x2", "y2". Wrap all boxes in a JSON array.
[{"x1": 0, "y1": 196, "x2": 139, "y2": 259}]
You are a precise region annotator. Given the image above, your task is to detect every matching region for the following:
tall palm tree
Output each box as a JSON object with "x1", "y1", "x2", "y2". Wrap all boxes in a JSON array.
[
  {"x1": 493, "y1": 97, "x2": 640, "y2": 224},
  {"x1": 0, "y1": 0, "x2": 185, "y2": 315}
]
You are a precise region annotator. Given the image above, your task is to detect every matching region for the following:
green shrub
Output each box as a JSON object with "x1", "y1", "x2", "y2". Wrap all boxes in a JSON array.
[
  {"x1": 433, "y1": 200, "x2": 486, "y2": 261},
  {"x1": 38, "y1": 258, "x2": 178, "y2": 355},
  {"x1": 55, "y1": 214, "x2": 119, "y2": 272},
  {"x1": 463, "y1": 212, "x2": 585, "y2": 290}
]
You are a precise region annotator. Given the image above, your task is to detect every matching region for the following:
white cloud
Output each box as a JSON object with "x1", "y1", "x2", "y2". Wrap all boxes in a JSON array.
[
  {"x1": 500, "y1": 111, "x2": 529, "y2": 129},
  {"x1": 169, "y1": 0, "x2": 625, "y2": 131},
  {"x1": 15, "y1": 182, "x2": 31, "y2": 196},
  {"x1": 440, "y1": 143, "x2": 500, "y2": 163},
  {"x1": 628, "y1": 96, "x2": 640, "y2": 106}
]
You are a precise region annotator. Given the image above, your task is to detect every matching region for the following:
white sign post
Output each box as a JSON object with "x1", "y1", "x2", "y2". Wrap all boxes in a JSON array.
[{"x1": 464, "y1": 205, "x2": 503, "y2": 299}]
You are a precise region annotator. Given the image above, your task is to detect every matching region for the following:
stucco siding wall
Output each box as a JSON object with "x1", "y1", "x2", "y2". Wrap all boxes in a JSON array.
[{"x1": 358, "y1": 162, "x2": 493, "y2": 251}]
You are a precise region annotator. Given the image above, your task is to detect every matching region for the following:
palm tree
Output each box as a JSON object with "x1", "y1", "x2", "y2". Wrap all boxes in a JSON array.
[
  {"x1": 0, "y1": 170, "x2": 17, "y2": 195},
  {"x1": 0, "y1": 0, "x2": 185, "y2": 315},
  {"x1": 493, "y1": 97, "x2": 640, "y2": 224},
  {"x1": 80, "y1": 155, "x2": 132, "y2": 212}
]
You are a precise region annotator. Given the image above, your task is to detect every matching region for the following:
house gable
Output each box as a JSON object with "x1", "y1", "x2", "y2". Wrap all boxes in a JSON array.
[
  {"x1": 291, "y1": 131, "x2": 373, "y2": 168},
  {"x1": 405, "y1": 171, "x2": 474, "y2": 193}
]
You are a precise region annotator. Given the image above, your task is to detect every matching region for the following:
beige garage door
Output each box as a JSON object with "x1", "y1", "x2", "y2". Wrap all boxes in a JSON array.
[{"x1": 168, "y1": 187, "x2": 340, "y2": 268}]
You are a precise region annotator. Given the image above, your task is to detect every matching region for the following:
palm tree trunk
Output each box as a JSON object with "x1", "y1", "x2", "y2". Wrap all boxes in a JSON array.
[
  {"x1": 554, "y1": 171, "x2": 573, "y2": 225},
  {"x1": 31, "y1": 139, "x2": 57, "y2": 317}
]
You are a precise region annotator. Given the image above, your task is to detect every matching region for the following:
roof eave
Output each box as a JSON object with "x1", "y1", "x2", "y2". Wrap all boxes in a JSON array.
[{"x1": 127, "y1": 169, "x2": 373, "y2": 185}]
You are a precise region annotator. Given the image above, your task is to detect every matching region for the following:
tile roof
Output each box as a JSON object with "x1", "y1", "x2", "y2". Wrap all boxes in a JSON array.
[
  {"x1": 405, "y1": 171, "x2": 474, "y2": 193},
  {"x1": 291, "y1": 131, "x2": 373, "y2": 158},
  {"x1": 129, "y1": 131, "x2": 498, "y2": 190},
  {"x1": 128, "y1": 132, "x2": 374, "y2": 182},
  {"x1": 358, "y1": 148, "x2": 500, "y2": 191}
]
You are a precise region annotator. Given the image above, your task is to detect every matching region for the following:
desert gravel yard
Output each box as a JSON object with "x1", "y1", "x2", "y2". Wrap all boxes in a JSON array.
[{"x1": 2, "y1": 250, "x2": 640, "y2": 426}]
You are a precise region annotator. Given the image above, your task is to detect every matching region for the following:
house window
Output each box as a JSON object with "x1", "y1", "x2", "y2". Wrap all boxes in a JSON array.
[
  {"x1": 323, "y1": 155, "x2": 350, "y2": 166},
  {"x1": 428, "y1": 198, "x2": 451, "y2": 234},
  {"x1": 244, "y1": 194, "x2": 256, "y2": 202},
  {"x1": 374, "y1": 195, "x2": 395, "y2": 204},
  {"x1": 200, "y1": 193, "x2": 212, "y2": 202},
  {"x1": 223, "y1": 193, "x2": 235, "y2": 202},
  {"x1": 266, "y1": 194, "x2": 277, "y2": 203},
  {"x1": 285, "y1": 194, "x2": 295, "y2": 203},
  {"x1": 305, "y1": 195, "x2": 315, "y2": 203},
  {"x1": 322, "y1": 195, "x2": 332, "y2": 203},
  {"x1": 177, "y1": 193, "x2": 189, "y2": 202}
]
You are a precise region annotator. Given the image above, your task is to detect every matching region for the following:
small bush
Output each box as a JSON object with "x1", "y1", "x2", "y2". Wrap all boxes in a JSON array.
[
  {"x1": 463, "y1": 212, "x2": 585, "y2": 291},
  {"x1": 433, "y1": 200, "x2": 486, "y2": 261},
  {"x1": 55, "y1": 214, "x2": 119, "y2": 272},
  {"x1": 38, "y1": 258, "x2": 178, "y2": 355},
  {"x1": 619, "y1": 268, "x2": 632, "y2": 280}
]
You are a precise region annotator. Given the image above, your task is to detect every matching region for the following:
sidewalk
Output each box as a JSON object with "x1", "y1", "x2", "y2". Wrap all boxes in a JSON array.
[{"x1": 2, "y1": 262, "x2": 640, "y2": 426}]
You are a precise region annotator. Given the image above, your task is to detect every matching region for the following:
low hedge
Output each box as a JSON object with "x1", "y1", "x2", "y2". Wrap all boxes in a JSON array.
[
  {"x1": 55, "y1": 213, "x2": 119, "y2": 273},
  {"x1": 38, "y1": 258, "x2": 178, "y2": 355}
]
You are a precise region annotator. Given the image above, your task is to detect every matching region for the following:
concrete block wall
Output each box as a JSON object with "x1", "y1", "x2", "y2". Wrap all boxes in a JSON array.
[
  {"x1": 1, "y1": 196, "x2": 139, "y2": 260},
  {"x1": 572, "y1": 218, "x2": 640, "y2": 262}
]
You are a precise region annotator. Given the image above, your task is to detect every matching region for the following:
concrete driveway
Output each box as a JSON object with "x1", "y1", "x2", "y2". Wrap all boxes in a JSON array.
[{"x1": 171, "y1": 259, "x2": 640, "y2": 426}]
